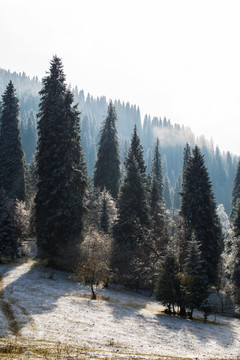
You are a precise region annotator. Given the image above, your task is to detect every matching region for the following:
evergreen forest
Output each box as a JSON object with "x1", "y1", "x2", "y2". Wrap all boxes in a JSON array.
[
  {"x1": 0, "y1": 67, "x2": 238, "y2": 215},
  {"x1": 0, "y1": 57, "x2": 240, "y2": 319}
]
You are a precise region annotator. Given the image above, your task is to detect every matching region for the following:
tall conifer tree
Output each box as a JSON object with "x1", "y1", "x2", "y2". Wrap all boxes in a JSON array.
[
  {"x1": 113, "y1": 126, "x2": 149, "y2": 287},
  {"x1": 178, "y1": 143, "x2": 192, "y2": 269},
  {"x1": 150, "y1": 138, "x2": 169, "y2": 256},
  {"x1": 155, "y1": 247, "x2": 180, "y2": 313},
  {"x1": 151, "y1": 138, "x2": 163, "y2": 201},
  {"x1": 35, "y1": 56, "x2": 87, "y2": 267},
  {"x1": 182, "y1": 235, "x2": 208, "y2": 318},
  {"x1": 125, "y1": 124, "x2": 146, "y2": 175},
  {"x1": 230, "y1": 200, "x2": 240, "y2": 303},
  {"x1": 183, "y1": 143, "x2": 191, "y2": 170},
  {"x1": 181, "y1": 146, "x2": 222, "y2": 284},
  {"x1": 94, "y1": 101, "x2": 120, "y2": 198},
  {"x1": 0, "y1": 81, "x2": 25, "y2": 201}
]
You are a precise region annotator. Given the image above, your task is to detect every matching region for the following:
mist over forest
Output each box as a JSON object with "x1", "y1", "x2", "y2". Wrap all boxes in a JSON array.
[{"x1": 0, "y1": 67, "x2": 237, "y2": 215}]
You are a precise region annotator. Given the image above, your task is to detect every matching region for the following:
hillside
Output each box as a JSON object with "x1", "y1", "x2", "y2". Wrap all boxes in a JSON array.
[
  {"x1": 0, "y1": 67, "x2": 239, "y2": 214},
  {"x1": 0, "y1": 260, "x2": 239, "y2": 359}
]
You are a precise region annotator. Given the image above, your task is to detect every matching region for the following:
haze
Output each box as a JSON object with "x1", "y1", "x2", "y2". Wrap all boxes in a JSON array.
[{"x1": 1, "y1": 0, "x2": 240, "y2": 154}]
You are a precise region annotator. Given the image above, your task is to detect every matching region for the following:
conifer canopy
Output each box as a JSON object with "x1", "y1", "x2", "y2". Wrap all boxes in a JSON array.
[{"x1": 35, "y1": 56, "x2": 87, "y2": 267}]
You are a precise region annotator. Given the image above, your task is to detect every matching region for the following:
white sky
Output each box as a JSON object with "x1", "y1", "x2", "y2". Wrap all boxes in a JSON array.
[{"x1": 1, "y1": 0, "x2": 240, "y2": 154}]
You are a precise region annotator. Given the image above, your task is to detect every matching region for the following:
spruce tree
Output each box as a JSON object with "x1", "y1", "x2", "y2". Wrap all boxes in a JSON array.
[
  {"x1": 35, "y1": 56, "x2": 87, "y2": 268},
  {"x1": 115, "y1": 157, "x2": 149, "y2": 243},
  {"x1": 155, "y1": 247, "x2": 181, "y2": 313},
  {"x1": 94, "y1": 101, "x2": 120, "y2": 198},
  {"x1": 177, "y1": 144, "x2": 192, "y2": 270},
  {"x1": 150, "y1": 139, "x2": 169, "y2": 257},
  {"x1": 233, "y1": 199, "x2": 240, "y2": 238},
  {"x1": 113, "y1": 127, "x2": 149, "y2": 287},
  {"x1": 0, "y1": 81, "x2": 25, "y2": 201},
  {"x1": 183, "y1": 143, "x2": 191, "y2": 170},
  {"x1": 151, "y1": 138, "x2": 163, "y2": 201},
  {"x1": 230, "y1": 160, "x2": 240, "y2": 222},
  {"x1": 181, "y1": 146, "x2": 222, "y2": 284},
  {"x1": 124, "y1": 124, "x2": 146, "y2": 175},
  {"x1": 182, "y1": 234, "x2": 208, "y2": 318}
]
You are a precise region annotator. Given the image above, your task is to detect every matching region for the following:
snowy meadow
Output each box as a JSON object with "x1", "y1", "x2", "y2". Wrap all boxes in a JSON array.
[{"x1": 0, "y1": 260, "x2": 240, "y2": 359}]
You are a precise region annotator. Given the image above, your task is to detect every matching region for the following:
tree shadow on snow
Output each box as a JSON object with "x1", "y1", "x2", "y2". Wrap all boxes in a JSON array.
[
  {"x1": 154, "y1": 312, "x2": 236, "y2": 348},
  {"x1": 0, "y1": 260, "x2": 79, "y2": 338}
]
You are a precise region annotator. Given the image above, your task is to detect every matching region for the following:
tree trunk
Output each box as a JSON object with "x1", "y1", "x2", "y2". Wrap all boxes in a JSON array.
[
  {"x1": 91, "y1": 283, "x2": 96, "y2": 300},
  {"x1": 179, "y1": 306, "x2": 186, "y2": 317}
]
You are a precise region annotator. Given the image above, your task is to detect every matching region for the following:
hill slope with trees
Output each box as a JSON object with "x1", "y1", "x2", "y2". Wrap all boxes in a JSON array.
[{"x1": 0, "y1": 67, "x2": 238, "y2": 214}]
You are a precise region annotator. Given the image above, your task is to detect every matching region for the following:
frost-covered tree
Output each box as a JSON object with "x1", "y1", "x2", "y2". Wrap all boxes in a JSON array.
[
  {"x1": 217, "y1": 204, "x2": 230, "y2": 237},
  {"x1": 0, "y1": 81, "x2": 25, "y2": 201},
  {"x1": 86, "y1": 187, "x2": 117, "y2": 233},
  {"x1": 35, "y1": 56, "x2": 87, "y2": 268},
  {"x1": 94, "y1": 101, "x2": 121, "y2": 198},
  {"x1": 173, "y1": 174, "x2": 182, "y2": 210},
  {"x1": 76, "y1": 229, "x2": 112, "y2": 299},
  {"x1": 229, "y1": 236, "x2": 240, "y2": 304},
  {"x1": 181, "y1": 146, "x2": 223, "y2": 285}
]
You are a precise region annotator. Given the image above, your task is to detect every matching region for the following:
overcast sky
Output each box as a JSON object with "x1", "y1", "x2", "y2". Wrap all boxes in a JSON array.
[{"x1": 1, "y1": 0, "x2": 240, "y2": 155}]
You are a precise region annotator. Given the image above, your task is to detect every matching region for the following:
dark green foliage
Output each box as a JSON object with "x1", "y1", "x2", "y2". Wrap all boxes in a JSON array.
[
  {"x1": 176, "y1": 215, "x2": 192, "y2": 273},
  {"x1": 232, "y1": 198, "x2": 240, "y2": 238},
  {"x1": 155, "y1": 248, "x2": 181, "y2": 312},
  {"x1": 183, "y1": 143, "x2": 191, "y2": 170},
  {"x1": 125, "y1": 124, "x2": 146, "y2": 175},
  {"x1": 112, "y1": 127, "x2": 150, "y2": 287},
  {"x1": 151, "y1": 138, "x2": 163, "y2": 201},
  {"x1": 94, "y1": 101, "x2": 121, "y2": 198},
  {"x1": 150, "y1": 139, "x2": 169, "y2": 257},
  {"x1": 181, "y1": 146, "x2": 223, "y2": 284},
  {"x1": 115, "y1": 157, "x2": 149, "y2": 241},
  {"x1": 230, "y1": 161, "x2": 240, "y2": 222},
  {"x1": 0, "y1": 81, "x2": 25, "y2": 201},
  {"x1": 35, "y1": 56, "x2": 87, "y2": 267},
  {"x1": 0, "y1": 68, "x2": 238, "y2": 215},
  {"x1": 0, "y1": 189, "x2": 17, "y2": 259},
  {"x1": 182, "y1": 235, "x2": 209, "y2": 317}
]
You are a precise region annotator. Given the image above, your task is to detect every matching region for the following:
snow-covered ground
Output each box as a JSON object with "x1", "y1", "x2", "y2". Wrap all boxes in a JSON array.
[{"x1": 0, "y1": 260, "x2": 240, "y2": 359}]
